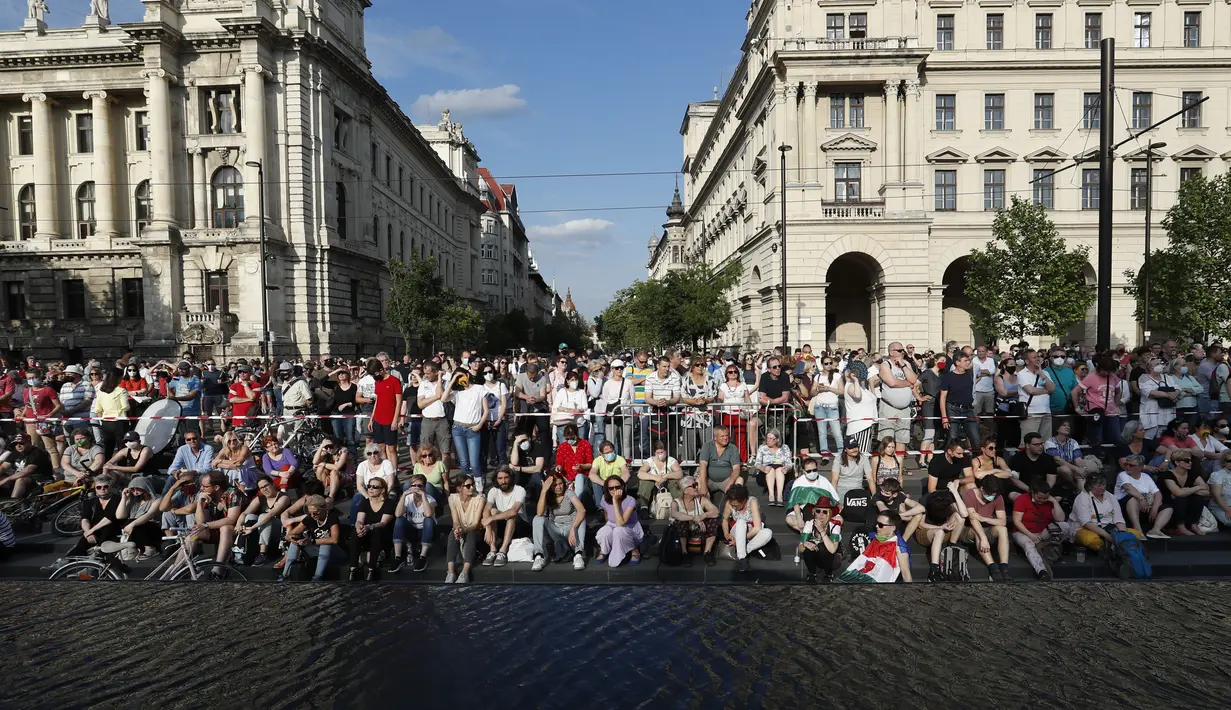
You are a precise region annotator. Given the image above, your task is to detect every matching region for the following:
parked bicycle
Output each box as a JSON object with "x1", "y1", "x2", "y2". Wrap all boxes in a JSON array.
[
  {"x1": 234, "y1": 415, "x2": 329, "y2": 473},
  {"x1": 0, "y1": 478, "x2": 89, "y2": 537},
  {"x1": 46, "y1": 529, "x2": 249, "y2": 582}
]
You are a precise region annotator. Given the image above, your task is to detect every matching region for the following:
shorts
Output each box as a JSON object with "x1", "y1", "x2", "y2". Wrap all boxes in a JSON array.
[
  {"x1": 421, "y1": 418, "x2": 451, "y2": 453},
  {"x1": 201, "y1": 395, "x2": 226, "y2": 416},
  {"x1": 370, "y1": 421, "x2": 398, "y2": 447}
]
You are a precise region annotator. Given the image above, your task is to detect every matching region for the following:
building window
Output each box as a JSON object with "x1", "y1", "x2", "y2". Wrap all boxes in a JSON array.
[
  {"x1": 830, "y1": 94, "x2": 845, "y2": 128},
  {"x1": 1083, "y1": 93, "x2": 1100, "y2": 129},
  {"x1": 1034, "y1": 93, "x2": 1054, "y2": 129},
  {"x1": 481, "y1": 243, "x2": 497, "y2": 260},
  {"x1": 983, "y1": 169, "x2": 1005, "y2": 211},
  {"x1": 986, "y1": 14, "x2": 1003, "y2": 50},
  {"x1": 63, "y1": 279, "x2": 87, "y2": 320},
  {"x1": 936, "y1": 15, "x2": 954, "y2": 51},
  {"x1": 1182, "y1": 92, "x2": 1203, "y2": 128},
  {"x1": 834, "y1": 162, "x2": 861, "y2": 202},
  {"x1": 205, "y1": 88, "x2": 239, "y2": 134},
  {"x1": 75, "y1": 113, "x2": 94, "y2": 153},
  {"x1": 384, "y1": 156, "x2": 392, "y2": 186},
  {"x1": 76, "y1": 182, "x2": 96, "y2": 238},
  {"x1": 205, "y1": 271, "x2": 229, "y2": 313},
  {"x1": 335, "y1": 183, "x2": 347, "y2": 239},
  {"x1": 1183, "y1": 12, "x2": 1201, "y2": 48},
  {"x1": 848, "y1": 13, "x2": 867, "y2": 40},
  {"x1": 1133, "y1": 13, "x2": 1151, "y2": 48},
  {"x1": 1035, "y1": 14, "x2": 1052, "y2": 49},
  {"x1": 210, "y1": 166, "x2": 244, "y2": 228},
  {"x1": 134, "y1": 111, "x2": 149, "y2": 151},
  {"x1": 1131, "y1": 168, "x2": 1149, "y2": 210},
  {"x1": 16, "y1": 115, "x2": 33, "y2": 155},
  {"x1": 935, "y1": 94, "x2": 956, "y2": 130},
  {"x1": 1132, "y1": 92, "x2": 1152, "y2": 130},
  {"x1": 826, "y1": 14, "x2": 844, "y2": 40},
  {"x1": 135, "y1": 180, "x2": 152, "y2": 234},
  {"x1": 1084, "y1": 13, "x2": 1102, "y2": 49},
  {"x1": 398, "y1": 167, "x2": 405, "y2": 198},
  {"x1": 372, "y1": 216, "x2": 379, "y2": 243},
  {"x1": 17, "y1": 184, "x2": 35, "y2": 240},
  {"x1": 371, "y1": 142, "x2": 378, "y2": 170},
  {"x1": 984, "y1": 94, "x2": 1004, "y2": 130},
  {"x1": 4, "y1": 281, "x2": 25, "y2": 321},
  {"x1": 121, "y1": 278, "x2": 144, "y2": 319},
  {"x1": 1032, "y1": 169, "x2": 1055, "y2": 209},
  {"x1": 349, "y1": 278, "x2": 360, "y2": 319},
  {"x1": 398, "y1": 231, "x2": 405, "y2": 260},
  {"x1": 1082, "y1": 169, "x2": 1100, "y2": 210},
  {"x1": 1180, "y1": 167, "x2": 1202, "y2": 184},
  {"x1": 934, "y1": 170, "x2": 956, "y2": 211},
  {"x1": 387, "y1": 224, "x2": 394, "y2": 260},
  {"x1": 482, "y1": 268, "x2": 499, "y2": 286},
  {"x1": 849, "y1": 95, "x2": 864, "y2": 128}
]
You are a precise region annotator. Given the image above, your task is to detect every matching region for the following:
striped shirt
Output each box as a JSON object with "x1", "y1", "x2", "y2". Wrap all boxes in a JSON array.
[
  {"x1": 623, "y1": 365, "x2": 654, "y2": 404},
  {"x1": 0, "y1": 511, "x2": 14, "y2": 548}
]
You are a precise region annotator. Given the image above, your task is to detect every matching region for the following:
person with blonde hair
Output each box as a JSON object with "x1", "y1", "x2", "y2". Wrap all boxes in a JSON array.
[{"x1": 280, "y1": 494, "x2": 340, "y2": 582}]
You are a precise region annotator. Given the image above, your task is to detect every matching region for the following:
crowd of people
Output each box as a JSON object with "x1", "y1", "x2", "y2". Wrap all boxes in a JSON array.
[{"x1": 0, "y1": 336, "x2": 1228, "y2": 583}]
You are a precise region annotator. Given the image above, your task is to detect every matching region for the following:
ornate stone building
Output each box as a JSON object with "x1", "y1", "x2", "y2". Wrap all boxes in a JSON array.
[
  {"x1": 0, "y1": 0, "x2": 487, "y2": 362},
  {"x1": 652, "y1": 0, "x2": 1231, "y2": 352},
  {"x1": 477, "y1": 167, "x2": 531, "y2": 315}
]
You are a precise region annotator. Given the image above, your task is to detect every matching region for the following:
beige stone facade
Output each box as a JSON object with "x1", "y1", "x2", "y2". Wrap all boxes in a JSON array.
[
  {"x1": 652, "y1": 0, "x2": 1231, "y2": 353},
  {"x1": 0, "y1": 0, "x2": 493, "y2": 362}
]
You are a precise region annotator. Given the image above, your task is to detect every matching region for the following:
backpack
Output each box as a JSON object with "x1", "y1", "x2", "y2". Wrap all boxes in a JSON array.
[
  {"x1": 940, "y1": 544, "x2": 970, "y2": 582},
  {"x1": 1211, "y1": 366, "x2": 1227, "y2": 402},
  {"x1": 658, "y1": 524, "x2": 684, "y2": 566},
  {"x1": 1114, "y1": 531, "x2": 1152, "y2": 579},
  {"x1": 652, "y1": 489, "x2": 674, "y2": 520}
]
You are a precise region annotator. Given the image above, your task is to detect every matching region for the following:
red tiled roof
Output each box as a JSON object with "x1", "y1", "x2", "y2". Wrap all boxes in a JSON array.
[{"x1": 477, "y1": 167, "x2": 506, "y2": 211}]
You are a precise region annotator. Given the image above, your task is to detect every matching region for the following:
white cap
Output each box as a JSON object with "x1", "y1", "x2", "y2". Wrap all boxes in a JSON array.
[{"x1": 610, "y1": 359, "x2": 625, "y2": 369}]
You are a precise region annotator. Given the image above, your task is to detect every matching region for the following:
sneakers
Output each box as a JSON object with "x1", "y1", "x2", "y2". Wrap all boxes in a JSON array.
[
  {"x1": 413, "y1": 556, "x2": 428, "y2": 573},
  {"x1": 494, "y1": 552, "x2": 508, "y2": 567},
  {"x1": 445, "y1": 571, "x2": 457, "y2": 583},
  {"x1": 805, "y1": 573, "x2": 818, "y2": 584},
  {"x1": 1037, "y1": 568, "x2": 1053, "y2": 582},
  {"x1": 1145, "y1": 530, "x2": 1170, "y2": 540},
  {"x1": 997, "y1": 564, "x2": 1011, "y2": 582},
  {"x1": 348, "y1": 567, "x2": 362, "y2": 582},
  {"x1": 458, "y1": 570, "x2": 470, "y2": 583},
  {"x1": 573, "y1": 553, "x2": 585, "y2": 570},
  {"x1": 387, "y1": 558, "x2": 404, "y2": 574},
  {"x1": 927, "y1": 564, "x2": 942, "y2": 583},
  {"x1": 531, "y1": 555, "x2": 546, "y2": 572},
  {"x1": 365, "y1": 567, "x2": 378, "y2": 581},
  {"x1": 737, "y1": 558, "x2": 750, "y2": 573},
  {"x1": 482, "y1": 551, "x2": 497, "y2": 566},
  {"x1": 252, "y1": 553, "x2": 268, "y2": 567}
]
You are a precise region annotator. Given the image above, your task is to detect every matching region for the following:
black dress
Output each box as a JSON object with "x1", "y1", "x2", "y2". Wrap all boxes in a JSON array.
[
  {"x1": 349, "y1": 498, "x2": 396, "y2": 567},
  {"x1": 68, "y1": 496, "x2": 122, "y2": 556}
]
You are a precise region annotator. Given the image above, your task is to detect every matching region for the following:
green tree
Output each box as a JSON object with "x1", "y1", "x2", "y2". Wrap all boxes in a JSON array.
[
  {"x1": 436, "y1": 301, "x2": 485, "y2": 352},
  {"x1": 385, "y1": 255, "x2": 447, "y2": 353},
  {"x1": 598, "y1": 263, "x2": 743, "y2": 350},
  {"x1": 483, "y1": 308, "x2": 533, "y2": 354},
  {"x1": 1125, "y1": 172, "x2": 1231, "y2": 341},
  {"x1": 965, "y1": 195, "x2": 1094, "y2": 341}
]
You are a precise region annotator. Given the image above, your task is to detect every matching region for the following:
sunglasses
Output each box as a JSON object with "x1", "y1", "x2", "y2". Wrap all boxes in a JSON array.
[
  {"x1": 184, "y1": 437, "x2": 198, "y2": 442},
  {"x1": 462, "y1": 482, "x2": 475, "y2": 489},
  {"x1": 94, "y1": 485, "x2": 110, "y2": 491},
  {"x1": 769, "y1": 365, "x2": 781, "y2": 370},
  {"x1": 876, "y1": 521, "x2": 894, "y2": 529},
  {"x1": 606, "y1": 485, "x2": 624, "y2": 491},
  {"x1": 366, "y1": 484, "x2": 385, "y2": 490}
]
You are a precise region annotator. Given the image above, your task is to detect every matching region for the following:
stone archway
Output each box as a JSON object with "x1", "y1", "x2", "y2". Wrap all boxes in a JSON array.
[
  {"x1": 942, "y1": 255, "x2": 984, "y2": 346},
  {"x1": 1063, "y1": 263, "x2": 1098, "y2": 345},
  {"x1": 825, "y1": 252, "x2": 884, "y2": 351}
]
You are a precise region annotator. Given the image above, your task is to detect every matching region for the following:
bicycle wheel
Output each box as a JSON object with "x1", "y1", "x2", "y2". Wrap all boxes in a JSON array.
[
  {"x1": 49, "y1": 560, "x2": 122, "y2": 581},
  {"x1": 169, "y1": 560, "x2": 248, "y2": 582},
  {"x1": 52, "y1": 499, "x2": 83, "y2": 537}
]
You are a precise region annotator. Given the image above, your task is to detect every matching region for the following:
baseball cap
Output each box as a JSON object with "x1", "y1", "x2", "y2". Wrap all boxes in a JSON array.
[
  {"x1": 278, "y1": 362, "x2": 294, "y2": 372},
  {"x1": 843, "y1": 436, "x2": 860, "y2": 450},
  {"x1": 610, "y1": 359, "x2": 625, "y2": 369},
  {"x1": 123, "y1": 431, "x2": 141, "y2": 444}
]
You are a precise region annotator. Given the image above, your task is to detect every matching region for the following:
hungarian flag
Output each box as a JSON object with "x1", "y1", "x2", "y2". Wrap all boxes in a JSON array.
[
  {"x1": 838, "y1": 538, "x2": 901, "y2": 584},
  {"x1": 786, "y1": 476, "x2": 839, "y2": 512}
]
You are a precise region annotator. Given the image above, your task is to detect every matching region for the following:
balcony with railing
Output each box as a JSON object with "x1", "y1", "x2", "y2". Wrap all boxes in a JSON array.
[
  {"x1": 820, "y1": 200, "x2": 885, "y2": 220},
  {"x1": 780, "y1": 36, "x2": 918, "y2": 53},
  {"x1": 176, "y1": 310, "x2": 239, "y2": 345}
]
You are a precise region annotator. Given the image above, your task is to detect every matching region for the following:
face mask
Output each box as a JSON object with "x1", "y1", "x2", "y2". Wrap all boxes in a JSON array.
[
  {"x1": 1220, "y1": 427, "x2": 1230, "y2": 436},
  {"x1": 1004, "y1": 365, "x2": 1016, "y2": 373},
  {"x1": 484, "y1": 373, "x2": 495, "y2": 382},
  {"x1": 1153, "y1": 364, "x2": 1166, "y2": 374},
  {"x1": 875, "y1": 531, "x2": 894, "y2": 543},
  {"x1": 1180, "y1": 367, "x2": 1189, "y2": 376},
  {"x1": 804, "y1": 470, "x2": 819, "y2": 481},
  {"x1": 1052, "y1": 358, "x2": 1065, "y2": 367},
  {"x1": 655, "y1": 452, "x2": 667, "y2": 462},
  {"x1": 566, "y1": 438, "x2": 578, "y2": 446},
  {"x1": 126, "y1": 441, "x2": 140, "y2": 450},
  {"x1": 567, "y1": 381, "x2": 579, "y2": 390},
  {"x1": 519, "y1": 441, "x2": 531, "y2": 451},
  {"x1": 982, "y1": 493, "x2": 997, "y2": 503},
  {"x1": 75, "y1": 441, "x2": 89, "y2": 450},
  {"x1": 27, "y1": 378, "x2": 40, "y2": 387},
  {"x1": 1015, "y1": 359, "x2": 1025, "y2": 368},
  {"x1": 1066, "y1": 358, "x2": 1075, "y2": 366},
  {"x1": 461, "y1": 358, "x2": 470, "y2": 366}
]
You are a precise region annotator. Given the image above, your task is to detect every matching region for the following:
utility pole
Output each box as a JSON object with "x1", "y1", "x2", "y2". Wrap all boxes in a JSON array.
[
  {"x1": 778, "y1": 144, "x2": 792, "y2": 355},
  {"x1": 1096, "y1": 37, "x2": 1115, "y2": 351}
]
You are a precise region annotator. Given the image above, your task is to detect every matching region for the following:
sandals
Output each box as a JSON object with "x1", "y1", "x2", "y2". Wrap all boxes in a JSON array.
[
  {"x1": 594, "y1": 553, "x2": 608, "y2": 564},
  {"x1": 629, "y1": 551, "x2": 641, "y2": 565}
]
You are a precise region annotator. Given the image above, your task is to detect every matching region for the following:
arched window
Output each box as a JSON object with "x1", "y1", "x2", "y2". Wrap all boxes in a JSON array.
[
  {"x1": 17, "y1": 184, "x2": 35, "y2": 241},
  {"x1": 399, "y1": 231, "x2": 405, "y2": 261},
  {"x1": 372, "y1": 216, "x2": 379, "y2": 243},
  {"x1": 387, "y1": 224, "x2": 393, "y2": 260},
  {"x1": 211, "y1": 166, "x2": 244, "y2": 228},
  {"x1": 134, "y1": 180, "x2": 152, "y2": 235},
  {"x1": 76, "y1": 182, "x2": 96, "y2": 238},
  {"x1": 335, "y1": 182, "x2": 347, "y2": 239}
]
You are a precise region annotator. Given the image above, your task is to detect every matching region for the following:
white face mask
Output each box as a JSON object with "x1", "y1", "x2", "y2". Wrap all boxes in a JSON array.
[
  {"x1": 1052, "y1": 357, "x2": 1065, "y2": 367},
  {"x1": 126, "y1": 441, "x2": 140, "y2": 450},
  {"x1": 567, "y1": 381, "x2": 579, "y2": 390},
  {"x1": 655, "y1": 452, "x2": 667, "y2": 461},
  {"x1": 1015, "y1": 359, "x2": 1025, "y2": 368},
  {"x1": 1153, "y1": 364, "x2": 1166, "y2": 374},
  {"x1": 804, "y1": 470, "x2": 819, "y2": 481},
  {"x1": 1219, "y1": 427, "x2": 1229, "y2": 436},
  {"x1": 484, "y1": 373, "x2": 495, "y2": 382}
]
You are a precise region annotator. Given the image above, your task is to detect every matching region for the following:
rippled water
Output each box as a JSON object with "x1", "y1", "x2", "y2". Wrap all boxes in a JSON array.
[{"x1": 2, "y1": 581, "x2": 1229, "y2": 709}]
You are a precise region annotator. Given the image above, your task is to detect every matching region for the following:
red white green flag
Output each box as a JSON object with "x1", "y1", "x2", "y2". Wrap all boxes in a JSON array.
[{"x1": 838, "y1": 539, "x2": 901, "y2": 584}]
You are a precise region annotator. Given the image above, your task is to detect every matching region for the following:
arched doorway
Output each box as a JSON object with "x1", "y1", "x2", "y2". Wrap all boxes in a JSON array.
[
  {"x1": 826, "y1": 253, "x2": 882, "y2": 351},
  {"x1": 1064, "y1": 263, "x2": 1098, "y2": 345},
  {"x1": 942, "y1": 256, "x2": 983, "y2": 346}
]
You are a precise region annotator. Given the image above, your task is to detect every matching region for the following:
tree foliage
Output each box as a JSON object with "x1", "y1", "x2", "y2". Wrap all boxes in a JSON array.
[
  {"x1": 1125, "y1": 172, "x2": 1231, "y2": 342},
  {"x1": 964, "y1": 195, "x2": 1094, "y2": 341},
  {"x1": 599, "y1": 263, "x2": 743, "y2": 350},
  {"x1": 385, "y1": 253, "x2": 483, "y2": 353}
]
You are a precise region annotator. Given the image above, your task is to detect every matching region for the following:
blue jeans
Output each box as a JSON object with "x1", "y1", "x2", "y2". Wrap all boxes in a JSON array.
[
  {"x1": 480, "y1": 420, "x2": 508, "y2": 469},
  {"x1": 813, "y1": 404, "x2": 842, "y2": 452},
  {"x1": 285, "y1": 543, "x2": 335, "y2": 579},
  {"x1": 393, "y1": 516, "x2": 437, "y2": 546},
  {"x1": 452, "y1": 425, "x2": 483, "y2": 479},
  {"x1": 555, "y1": 421, "x2": 590, "y2": 444},
  {"x1": 590, "y1": 415, "x2": 606, "y2": 451},
  {"x1": 332, "y1": 415, "x2": 358, "y2": 454},
  {"x1": 406, "y1": 417, "x2": 422, "y2": 450},
  {"x1": 1085, "y1": 414, "x2": 1121, "y2": 459},
  {"x1": 946, "y1": 403, "x2": 980, "y2": 447}
]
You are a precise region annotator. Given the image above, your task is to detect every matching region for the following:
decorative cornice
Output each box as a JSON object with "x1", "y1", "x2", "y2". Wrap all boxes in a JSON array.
[
  {"x1": 140, "y1": 68, "x2": 179, "y2": 84},
  {"x1": 0, "y1": 45, "x2": 142, "y2": 70}
]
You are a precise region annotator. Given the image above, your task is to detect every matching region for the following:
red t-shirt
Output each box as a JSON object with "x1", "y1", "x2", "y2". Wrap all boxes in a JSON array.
[
  {"x1": 554, "y1": 439, "x2": 594, "y2": 481},
  {"x1": 229, "y1": 381, "x2": 261, "y2": 426},
  {"x1": 1014, "y1": 496, "x2": 1056, "y2": 534},
  {"x1": 372, "y1": 375, "x2": 402, "y2": 426}
]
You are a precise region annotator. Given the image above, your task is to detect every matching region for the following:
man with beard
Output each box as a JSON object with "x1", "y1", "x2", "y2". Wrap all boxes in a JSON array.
[{"x1": 481, "y1": 465, "x2": 527, "y2": 567}]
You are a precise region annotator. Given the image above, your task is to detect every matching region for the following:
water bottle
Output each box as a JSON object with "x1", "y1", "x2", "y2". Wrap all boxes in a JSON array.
[{"x1": 1076, "y1": 548, "x2": 1086, "y2": 563}]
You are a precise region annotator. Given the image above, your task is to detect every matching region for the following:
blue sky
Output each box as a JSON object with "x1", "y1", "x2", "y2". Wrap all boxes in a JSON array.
[{"x1": 9, "y1": 0, "x2": 748, "y2": 319}]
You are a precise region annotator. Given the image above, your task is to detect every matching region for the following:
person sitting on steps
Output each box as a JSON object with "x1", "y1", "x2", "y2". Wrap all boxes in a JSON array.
[
  {"x1": 960, "y1": 474, "x2": 1012, "y2": 582},
  {"x1": 721, "y1": 483, "x2": 773, "y2": 572},
  {"x1": 797, "y1": 497, "x2": 841, "y2": 583},
  {"x1": 668, "y1": 475, "x2": 720, "y2": 567},
  {"x1": 531, "y1": 468, "x2": 587, "y2": 572},
  {"x1": 915, "y1": 479, "x2": 969, "y2": 583}
]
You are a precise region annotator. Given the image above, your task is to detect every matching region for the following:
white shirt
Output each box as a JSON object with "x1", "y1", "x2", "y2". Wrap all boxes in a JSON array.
[
  {"x1": 357, "y1": 374, "x2": 377, "y2": 401},
  {"x1": 1017, "y1": 369, "x2": 1052, "y2": 415},
  {"x1": 356, "y1": 458, "x2": 396, "y2": 489},
  {"x1": 972, "y1": 356, "x2": 997, "y2": 394},
  {"x1": 452, "y1": 386, "x2": 485, "y2": 424},
  {"x1": 812, "y1": 371, "x2": 841, "y2": 408},
  {"x1": 417, "y1": 378, "x2": 445, "y2": 418},
  {"x1": 1114, "y1": 470, "x2": 1160, "y2": 500},
  {"x1": 486, "y1": 485, "x2": 526, "y2": 513},
  {"x1": 602, "y1": 377, "x2": 632, "y2": 405}
]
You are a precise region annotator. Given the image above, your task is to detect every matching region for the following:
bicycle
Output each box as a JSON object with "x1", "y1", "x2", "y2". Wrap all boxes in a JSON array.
[
  {"x1": 46, "y1": 529, "x2": 249, "y2": 582},
  {"x1": 0, "y1": 479, "x2": 89, "y2": 537}
]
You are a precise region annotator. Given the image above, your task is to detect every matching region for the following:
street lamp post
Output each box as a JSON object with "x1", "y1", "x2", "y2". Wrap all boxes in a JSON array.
[
  {"x1": 778, "y1": 144, "x2": 792, "y2": 355},
  {"x1": 245, "y1": 160, "x2": 270, "y2": 362},
  {"x1": 1141, "y1": 142, "x2": 1165, "y2": 341}
]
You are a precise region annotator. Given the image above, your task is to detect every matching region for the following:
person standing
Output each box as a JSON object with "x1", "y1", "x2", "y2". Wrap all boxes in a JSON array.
[
  {"x1": 366, "y1": 358, "x2": 403, "y2": 468},
  {"x1": 940, "y1": 352, "x2": 979, "y2": 447},
  {"x1": 416, "y1": 362, "x2": 452, "y2": 464},
  {"x1": 877, "y1": 342, "x2": 916, "y2": 453},
  {"x1": 971, "y1": 345, "x2": 998, "y2": 418},
  {"x1": 1017, "y1": 349, "x2": 1056, "y2": 442}
]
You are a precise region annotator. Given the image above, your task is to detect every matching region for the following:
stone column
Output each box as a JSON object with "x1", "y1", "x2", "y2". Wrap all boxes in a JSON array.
[
  {"x1": 242, "y1": 66, "x2": 268, "y2": 227},
  {"x1": 776, "y1": 82, "x2": 794, "y2": 183},
  {"x1": 902, "y1": 79, "x2": 922, "y2": 183},
  {"x1": 85, "y1": 91, "x2": 117, "y2": 238},
  {"x1": 191, "y1": 147, "x2": 208, "y2": 228},
  {"x1": 22, "y1": 93, "x2": 59, "y2": 239},
  {"x1": 883, "y1": 80, "x2": 901, "y2": 184},
  {"x1": 142, "y1": 69, "x2": 177, "y2": 227},
  {"x1": 802, "y1": 81, "x2": 818, "y2": 184}
]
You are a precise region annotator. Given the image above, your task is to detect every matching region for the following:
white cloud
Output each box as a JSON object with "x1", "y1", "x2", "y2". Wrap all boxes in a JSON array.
[
  {"x1": 528, "y1": 218, "x2": 615, "y2": 240},
  {"x1": 411, "y1": 85, "x2": 528, "y2": 120},
  {"x1": 368, "y1": 26, "x2": 482, "y2": 80}
]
